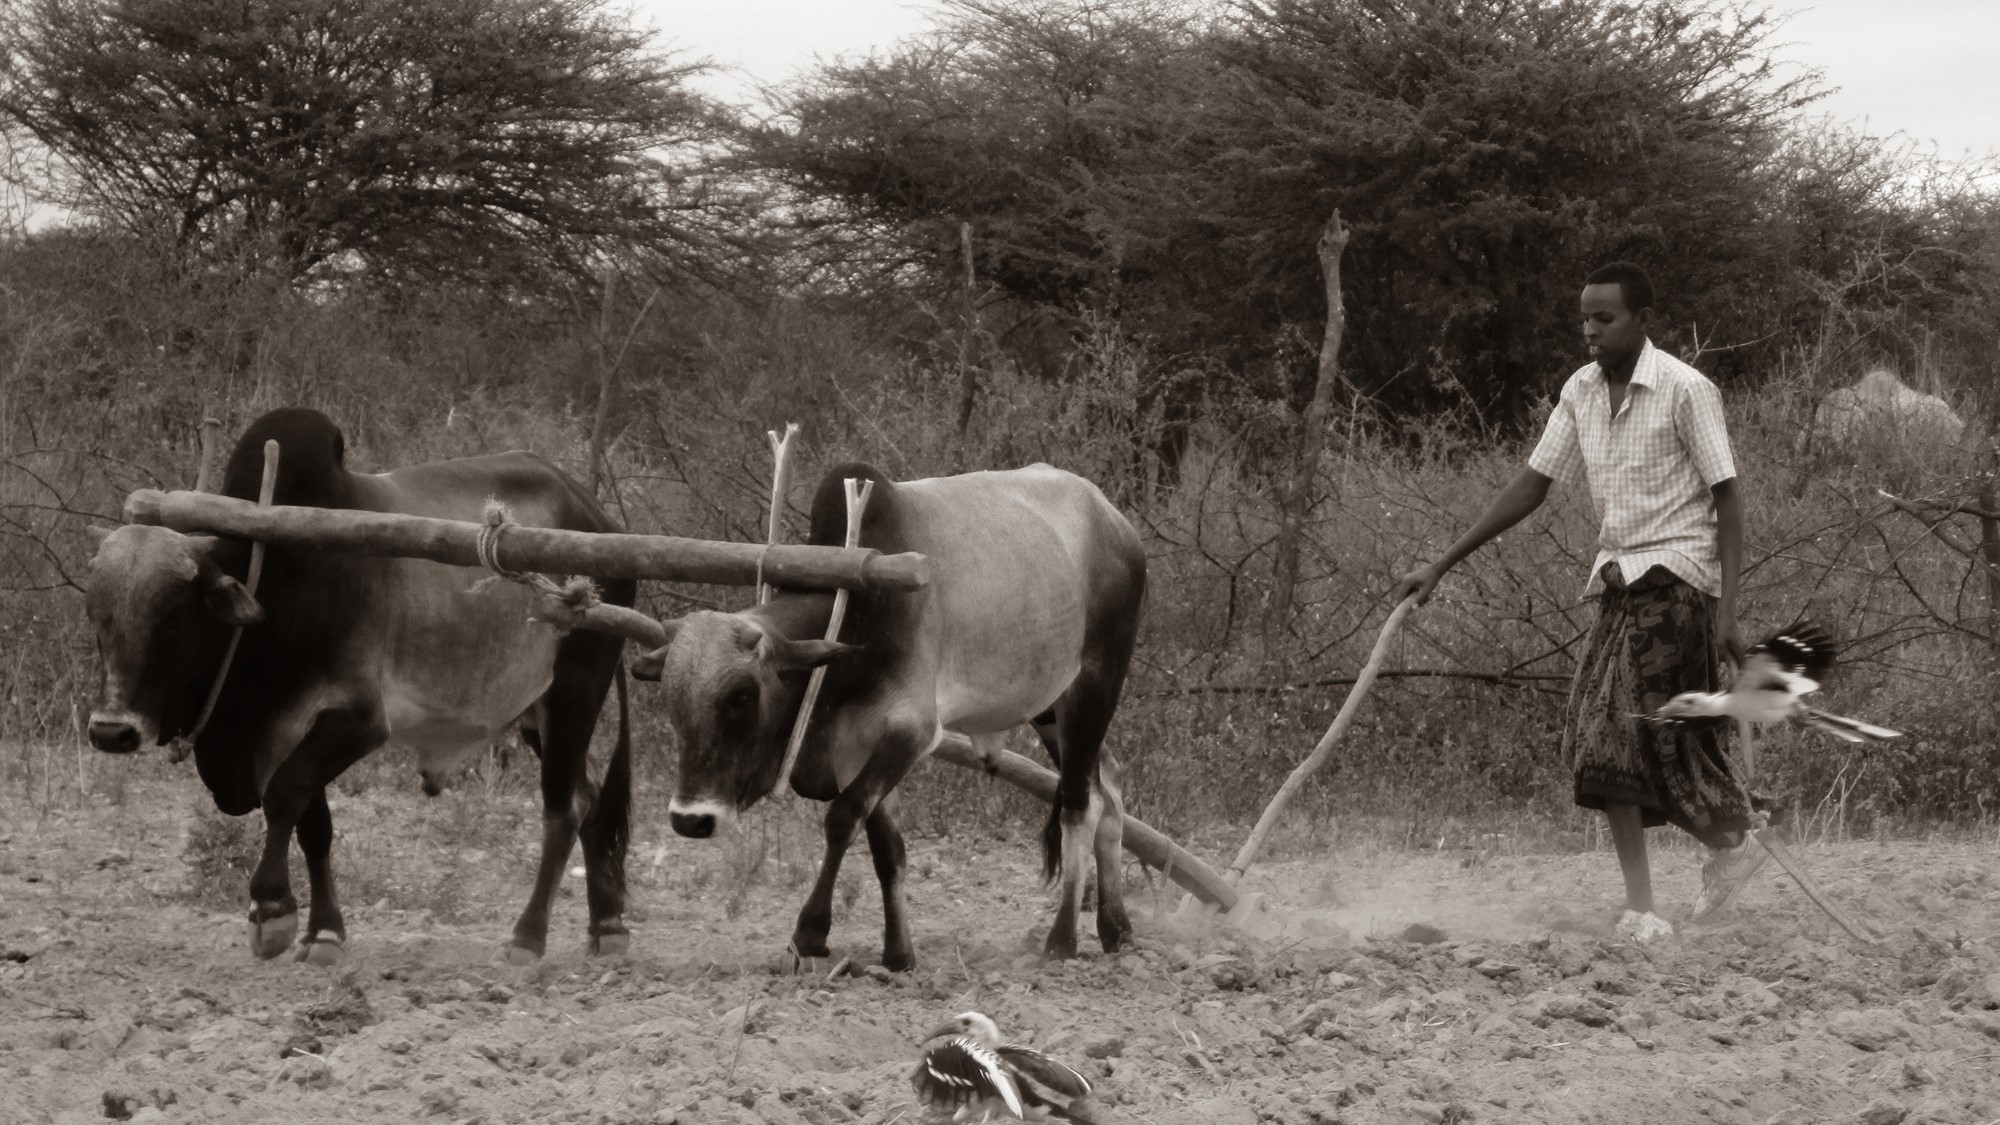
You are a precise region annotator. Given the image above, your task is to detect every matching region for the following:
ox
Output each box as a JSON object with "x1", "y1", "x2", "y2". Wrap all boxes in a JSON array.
[
  {"x1": 85, "y1": 408, "x2": 635, "y2": 964},
  {"x1": 632, "y1": 462, "x2": 1146, "y2": 968}
]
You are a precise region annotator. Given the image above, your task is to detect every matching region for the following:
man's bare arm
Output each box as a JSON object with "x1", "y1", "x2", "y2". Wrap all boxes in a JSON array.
[{"x1": 1393, "y1": 467, "x2": 1554, "y2": 605}]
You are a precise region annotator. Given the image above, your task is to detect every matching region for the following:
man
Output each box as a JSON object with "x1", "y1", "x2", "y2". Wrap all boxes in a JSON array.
[{"x1": 1393, "y1": 262, "x2": 1764, "y2": 942}]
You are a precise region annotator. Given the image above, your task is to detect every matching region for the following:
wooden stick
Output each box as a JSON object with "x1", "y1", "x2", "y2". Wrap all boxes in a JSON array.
[
  {"x1": 1227, "y1": 595, "x2": 1416, "y2": 881},
  {"x1": 193, "y1": 417, "x2": 223, "y2": 493},
  {"x1": 1755, "y1": 832, "x2": 1884, "y2": 947},
  {"x1": 1739, "y1": 718, "x2": 1756, "y2": 788},
  {"x1": 774, "y1": 477, "x2": 872, "y2": 795},
  {"x1": 762, "y1": 422, "x2": 800, "y2": 605},
  {"x1": 121, "y1": 488, "x2": 931, "y2": 591},
  {"x1": 931, "y1": 737, "x2": 1239, "y2": 912}
]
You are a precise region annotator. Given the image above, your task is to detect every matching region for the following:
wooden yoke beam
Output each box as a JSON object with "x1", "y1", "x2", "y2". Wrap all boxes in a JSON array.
[{"x1": 121, "y1": 489, "x2": 932, "y2": 592}]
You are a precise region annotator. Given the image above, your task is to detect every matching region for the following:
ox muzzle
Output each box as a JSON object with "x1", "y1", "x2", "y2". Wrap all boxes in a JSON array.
[
  {"x1": 87, "y1": 712, "x2": 150, "y2": 754},
  {"x1": 667, "y1": 798, "x2": 735, "y2": 839}
]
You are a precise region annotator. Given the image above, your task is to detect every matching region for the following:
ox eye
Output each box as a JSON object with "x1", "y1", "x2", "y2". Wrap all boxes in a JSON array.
[{"x1": 720, "y1": 685, "x2": 756, "y2": 721}]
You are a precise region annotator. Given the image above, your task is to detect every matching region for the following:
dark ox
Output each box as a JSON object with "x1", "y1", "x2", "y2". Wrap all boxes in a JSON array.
[
  {"x1": 632, "y1": 462, "x2": 1145, "y2": 967},
  {"x1": 85, "y1": 408, "x2": 634, "y2": 964}
]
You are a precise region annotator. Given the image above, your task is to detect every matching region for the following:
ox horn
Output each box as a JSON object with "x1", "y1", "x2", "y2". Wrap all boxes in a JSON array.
[
  {"x1": 628, "y1": 617, "x2": 684, "y2": 682},
  {"x1": 631, "y1": 645, "x2": 669, "y2": 682},
  {"x1": 767, "y1": 636, "x2": 861, "y2": 671}
]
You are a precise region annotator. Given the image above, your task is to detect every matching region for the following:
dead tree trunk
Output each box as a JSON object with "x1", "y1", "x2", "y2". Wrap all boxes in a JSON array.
[
  {"x1": 954, "y1": 221, "x2": 979, "y2": 440},
  {"x1": 585, "y1": 269, "x2": 660, "y2": 505},
  {"x1": 588, "y1": 267, "x2": 617, "y2": 497},
  {"x1": 1264, "y1": 211, "x2": 1350, "y2": 658},
  {"x1": 1982, "y1": 448, "x2": 2000, "y2": 643}
]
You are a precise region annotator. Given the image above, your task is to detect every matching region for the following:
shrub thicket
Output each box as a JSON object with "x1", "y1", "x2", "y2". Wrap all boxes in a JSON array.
[{"x1": 3, "y1": 0, "x2": 1996, "y2": 847}]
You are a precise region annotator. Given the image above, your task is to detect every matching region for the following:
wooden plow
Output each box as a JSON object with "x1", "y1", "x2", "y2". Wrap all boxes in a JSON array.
[{"x1": 119, "y1": 444, "x2": 1241, "y2": 914}]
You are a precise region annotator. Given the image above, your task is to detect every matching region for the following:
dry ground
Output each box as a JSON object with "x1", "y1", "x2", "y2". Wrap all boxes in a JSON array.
[{"x1": 3, "y1": 756, "x2": 1998, "y2": 1125}]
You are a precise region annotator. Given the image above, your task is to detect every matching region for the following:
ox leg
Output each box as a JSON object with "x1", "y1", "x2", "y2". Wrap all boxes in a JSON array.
[
  {"x1": 577, "y1": 696, "x2": 632, "y2": 957},
  {"x1": 247, "y1": 708, "x2": 377, "y2": 962},
  {"x1": 793, "y1": 736, "x2": 921, "y2": 970},
  {"x1": 863, "y1": 797, "x2": 914, "y2": 972},
  {"x1": 1035, "y1": 686, "x2": 1131, "y2": 958},
  {"x1": 791, "y1": 785, "x2": 873, "y2": 965},
  {"x1": 510, "y1": 655, "x2": 626, "y2": 963},
  {"x1": 294, "y1": 790, "x2": 349, "y2": 965},
  {"x1": 247, "y1": 806, "x2": 303, "y2": 961},
  {"x1": 1048, "y1": 787, "x2": 1104, "y2": 961},
  {"x1": 1091, "y1": 754, "x2": 1132, "y2": 952},
  {"x1": 509, "y1": 763, "x2": 583, "y2": 963}
]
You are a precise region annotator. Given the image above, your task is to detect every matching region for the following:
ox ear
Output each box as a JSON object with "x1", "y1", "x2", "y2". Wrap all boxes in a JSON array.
[
  {"x1": 767, "y1": 636, "x2": 861, "y2": 671},
  {"x1": 203, "y1": 573, "x2": 264, "y2": 627},
  {"x1": 631, "y1": 645, "x2": 670, "y2": 682},
  {"x1": 86, "y1": 524, "x2": 113, "y2": 546}
]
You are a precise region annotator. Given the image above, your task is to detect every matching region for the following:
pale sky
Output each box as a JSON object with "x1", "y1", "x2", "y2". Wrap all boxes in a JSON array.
[{"x1": 643, "y1": 0, "x2": 2000, "y2": 162}]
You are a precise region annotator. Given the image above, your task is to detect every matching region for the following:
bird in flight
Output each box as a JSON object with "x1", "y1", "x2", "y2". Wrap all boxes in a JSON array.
[
  {"x1": 911, "y1": 1011, "x2": 1102, "y2": 1123},
  {"x1": 1648, "y1": 623, "x2": 1902, "y2": 742}
]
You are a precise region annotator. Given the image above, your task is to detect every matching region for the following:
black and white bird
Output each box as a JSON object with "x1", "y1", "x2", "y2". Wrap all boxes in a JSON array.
[
  {"x1": 1648, "y1": 623, "x2": 1902, "y2": 742},
  {"x1": 911, "y1": 1011, "x2": 1102, "y2": 1123}
]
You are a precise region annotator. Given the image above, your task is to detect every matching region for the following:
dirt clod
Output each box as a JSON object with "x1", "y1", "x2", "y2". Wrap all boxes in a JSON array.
[
  {"x1": 1854, "y1": 1096, "x2": 1908, "y2": 1125},
  {"x1": 1830, "y1": 1009, "x2": 1912, "y2": 1052},
  {"x1": 1401, "y1": 923, "x2": 1448, "y2": 945},
  {"x1": 1081, "y1": 1034, "x2": 1125, "y2": 1058}
]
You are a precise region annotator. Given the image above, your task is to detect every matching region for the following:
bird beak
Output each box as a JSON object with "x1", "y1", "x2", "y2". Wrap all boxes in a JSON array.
[{"x1": 919, "y1": 1023, "x2": 958, "y2": 1045}]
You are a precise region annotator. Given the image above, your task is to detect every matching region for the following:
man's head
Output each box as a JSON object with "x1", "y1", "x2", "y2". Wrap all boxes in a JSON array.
[{"x1": 1580, "y1": 261, "x2": 1654, "y2": 371}]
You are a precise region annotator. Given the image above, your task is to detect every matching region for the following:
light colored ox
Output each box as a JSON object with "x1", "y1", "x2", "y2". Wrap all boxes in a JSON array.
[{"x1": 632, "y1": 461, "x2": 1147, "y2": 969}]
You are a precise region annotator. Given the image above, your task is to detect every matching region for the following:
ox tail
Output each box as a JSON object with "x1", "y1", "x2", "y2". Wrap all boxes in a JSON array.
[
  {"x1": 1041, "y1": 798, "x2": 1063, "y2": 884},
  {"x1": 605, "y1": 661, "x2": 632, "y2": 820},
  {"x1": 588, "y1": 662, "x2": 634, "y2": 870}
]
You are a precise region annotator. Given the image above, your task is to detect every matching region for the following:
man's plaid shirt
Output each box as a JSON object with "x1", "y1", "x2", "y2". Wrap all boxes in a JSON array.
[{"x1": 1528, "y1": 340, "x2": 1737, "y2": 598}]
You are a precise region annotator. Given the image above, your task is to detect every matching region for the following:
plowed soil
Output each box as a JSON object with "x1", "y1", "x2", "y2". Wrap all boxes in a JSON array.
[{"x1": 4, "y1": 769, "x2": 1998, "y2": 1125}]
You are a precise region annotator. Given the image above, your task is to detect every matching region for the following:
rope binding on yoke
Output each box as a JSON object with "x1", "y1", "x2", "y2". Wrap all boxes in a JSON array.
[{"x1": 469, "y1": 498, "x2": 601, "y2": 627}]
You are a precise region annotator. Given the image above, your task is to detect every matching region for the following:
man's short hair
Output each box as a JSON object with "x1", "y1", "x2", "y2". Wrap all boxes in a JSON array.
[{"x1": 1585, "y1": 261, "x2": 1654, "y2": 314}]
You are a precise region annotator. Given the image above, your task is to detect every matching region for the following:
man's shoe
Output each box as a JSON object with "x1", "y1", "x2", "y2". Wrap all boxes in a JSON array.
[
  {"x1": 1693, "y1": 835, "x2": 1770, "y2": 921},
  {"x1": 1614, "y1": 909, "x2": 1675, "y2": 943}
]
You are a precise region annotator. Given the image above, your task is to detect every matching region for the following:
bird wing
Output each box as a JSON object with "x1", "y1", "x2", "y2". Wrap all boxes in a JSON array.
[
  {"x1": 1748, "y1": 624, "x2": 1837, "y2": 686},
  {"x1": 912, "y1": 1038, "x2": 1024, "y2": 1117},
  {"x1": 997, "y1": 1044, "x2": 1093, "y2": 1099},
  {"x1": 1796, "y1": 707, "x2": 1903, "y2": 742}
]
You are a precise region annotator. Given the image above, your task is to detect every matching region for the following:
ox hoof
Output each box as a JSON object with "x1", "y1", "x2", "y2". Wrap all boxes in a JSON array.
[
  {"x1": 1042, "y1": 936, "x2": 1080, "y2": 962},
  {"x1": 249, "y1": 911, "x2": 298, "y2": 961},
  {"x1": 785, "y1": 937, "x2": 831, "y2": 977},
  {"x1": 296, "y1": 934, "x2": 347, "y2": 967},
  {"x1": 588, "y1": 931, "x2": 630, "y2": 958},
  {"x1": 501, "y1": 944, "x2": 542, "y2": 966}
]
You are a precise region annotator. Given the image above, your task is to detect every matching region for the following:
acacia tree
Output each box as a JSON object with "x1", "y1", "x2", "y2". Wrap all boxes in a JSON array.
[
  {"x1": 0, "y1": 0, "x2": 740, "y2": 288},
  {"x1": 755, "y1": 0, "x2": 1839, "y2": 425},
  {"x1": 751, "y1": 0, "x2": 1216, "y2": 306},
  {"x1": 1202, "y1": 0, "x2": 1825, "y2": 420}
]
